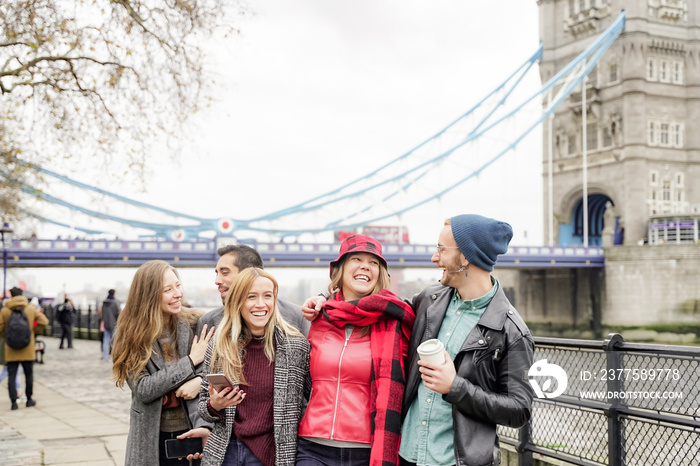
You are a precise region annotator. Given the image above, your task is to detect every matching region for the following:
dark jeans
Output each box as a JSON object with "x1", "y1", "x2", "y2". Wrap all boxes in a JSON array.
[
  {"x1": 59, "y1": 322, "x2": 73, "y2": 348},
  {"x1": 222, "y1": 436, "x2": 264, "y2": 466},
  {"x1": 296, "y1": 438, "x2": 371, "y2": 466},
  {"x1": 7, "y1": 361, "x2": 33, "y2": 402},
  {"x1": 399, "y1": 456, "x2": 417, "y2": 466}
]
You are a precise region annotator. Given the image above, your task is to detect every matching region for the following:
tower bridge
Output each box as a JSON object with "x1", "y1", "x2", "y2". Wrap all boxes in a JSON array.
[{"x1": 5, "y1": 237, "x2": 604, "y2": 268}]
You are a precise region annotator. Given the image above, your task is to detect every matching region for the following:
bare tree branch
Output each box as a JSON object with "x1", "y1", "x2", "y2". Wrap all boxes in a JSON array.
[{"x1": 0, "y1": 0, "x2": 242, "y2": 217}]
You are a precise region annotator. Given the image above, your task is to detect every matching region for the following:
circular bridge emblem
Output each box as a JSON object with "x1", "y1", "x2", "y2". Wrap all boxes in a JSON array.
[
  {"x1": 170, "y1": 229, "x2": 185, "y2": 242},
  {"x1": 218, "y1": 218, "x2": 234, "y2": 234}
]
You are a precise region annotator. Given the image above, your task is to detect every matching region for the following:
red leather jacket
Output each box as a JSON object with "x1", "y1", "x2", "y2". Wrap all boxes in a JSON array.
[{"x1": 298, "y1": 316, "x2": 372, "y2": 443}]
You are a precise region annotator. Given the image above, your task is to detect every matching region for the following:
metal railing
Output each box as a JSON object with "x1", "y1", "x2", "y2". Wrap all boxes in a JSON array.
[
  {"x1": 39, "y1": 302, "x2": 102, "y2": 340},
  {"x1": 499, "y1": 333, "x2": 700, "y2": 465}
]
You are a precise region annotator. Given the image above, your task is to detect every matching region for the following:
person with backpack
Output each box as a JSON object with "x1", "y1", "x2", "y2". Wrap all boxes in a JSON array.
[
  {"x1": 56, "y1": 295, "x2": 76, "y2": 349},
  {"x1": 0, "y1": 287, "x2": 49, "y2": 410}
]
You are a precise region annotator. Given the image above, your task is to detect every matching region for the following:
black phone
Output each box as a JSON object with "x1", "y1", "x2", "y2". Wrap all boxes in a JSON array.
[{"x1": 164, "y1": 437, "x2": 203, "y2": 459}]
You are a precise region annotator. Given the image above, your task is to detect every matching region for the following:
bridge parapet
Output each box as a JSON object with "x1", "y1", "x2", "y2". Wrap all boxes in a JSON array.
[{"x1": 7, "y1": 238, "x2": 604, "y2": 268}]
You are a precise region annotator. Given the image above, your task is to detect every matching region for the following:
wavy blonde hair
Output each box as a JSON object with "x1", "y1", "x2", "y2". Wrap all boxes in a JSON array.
[
  {"x1": 112, "y1": 260, "x2": 197, "y2": 387},
  {"x1": 210, "y1": 267, "x2": 300, "y2": 385}
]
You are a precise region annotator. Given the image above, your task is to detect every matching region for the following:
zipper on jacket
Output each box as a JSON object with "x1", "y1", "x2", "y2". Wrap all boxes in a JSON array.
[{"x1": 330, "y1": 328, "x2": 352, "y2": 439}]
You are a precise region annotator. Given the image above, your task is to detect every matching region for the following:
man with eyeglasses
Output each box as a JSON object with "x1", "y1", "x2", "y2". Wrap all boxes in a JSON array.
[
  {"x1": 398, "y1": 214, "x2": 534, "y2": 466},
  {"x1": 302, "y1": 214, "x2": 534, "y2": 466}
]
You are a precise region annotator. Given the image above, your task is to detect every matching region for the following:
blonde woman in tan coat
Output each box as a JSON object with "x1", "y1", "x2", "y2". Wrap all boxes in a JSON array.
[{"x1": 0, "y1": 286, "x2": 48, "y2": 410}]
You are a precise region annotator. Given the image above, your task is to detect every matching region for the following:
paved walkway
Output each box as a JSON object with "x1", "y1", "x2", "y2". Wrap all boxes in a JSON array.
[{"x1": 0, "y1": 337, "x2": 132, "y2": 465}]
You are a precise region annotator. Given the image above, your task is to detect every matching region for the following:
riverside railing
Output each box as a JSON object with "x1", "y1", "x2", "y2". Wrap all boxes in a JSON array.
[
  {"x1": 499, "y1": 333, "x2": 700, "y2": 466},
  {"x1": 40, "y1": 302, "x2": 102, "y2": 340}
]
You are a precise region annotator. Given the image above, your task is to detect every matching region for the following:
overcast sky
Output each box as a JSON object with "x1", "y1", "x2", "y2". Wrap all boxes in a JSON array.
[
  {"x1": 181, "y1": 0, "x2": 544, "y2": 244},
  {"x1": 16, "y1": 0, "x2": 545, "y2": 298},
  {"x1": 27, "y1": 0, "x2": 543, "y2": 244}
]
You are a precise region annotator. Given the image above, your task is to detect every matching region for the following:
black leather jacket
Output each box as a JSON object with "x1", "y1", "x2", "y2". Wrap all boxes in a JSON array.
[{"x1": 402, "y1": 283, "x2": 534, "y2": 466}]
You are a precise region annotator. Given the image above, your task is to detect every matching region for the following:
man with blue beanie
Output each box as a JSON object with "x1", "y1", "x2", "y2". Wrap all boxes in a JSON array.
[{"x1": 399, "y1": 214, "x2": 534, "y2": 466}]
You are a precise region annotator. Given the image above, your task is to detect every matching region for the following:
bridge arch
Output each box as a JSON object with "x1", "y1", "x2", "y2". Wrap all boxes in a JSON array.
[{"x1": 557, "y1": 185, "x2": 621, "y2": 246}]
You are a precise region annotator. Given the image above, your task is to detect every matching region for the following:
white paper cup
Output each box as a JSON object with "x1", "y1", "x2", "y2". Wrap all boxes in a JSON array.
[{"x1": 417, "y1": 339, "x2": 445, "y2": 365}]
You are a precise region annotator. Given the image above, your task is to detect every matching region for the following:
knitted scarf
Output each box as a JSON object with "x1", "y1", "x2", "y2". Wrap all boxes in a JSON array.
[{"x1": 323, "y1": 289, "x2": 415, "y2": 466}]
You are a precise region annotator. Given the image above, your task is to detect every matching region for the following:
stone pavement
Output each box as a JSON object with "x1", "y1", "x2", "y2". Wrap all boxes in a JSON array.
[{"x1": 0, "y1": 336, "x2": 132, "y2": 465}]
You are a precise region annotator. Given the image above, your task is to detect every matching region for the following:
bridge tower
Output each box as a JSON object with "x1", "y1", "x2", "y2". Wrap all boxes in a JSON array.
[{"x1": 538, "y1": 0, "x2": 699, "y2": 246}]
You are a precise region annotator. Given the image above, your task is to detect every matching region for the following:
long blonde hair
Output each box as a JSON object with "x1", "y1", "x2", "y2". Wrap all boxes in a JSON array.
[
  {"x1": 112, "y1": 260, "x2": 197, "y2": 387},
  {"x1": 210, "y1": 268, "x2": 300, "y2": 385}
]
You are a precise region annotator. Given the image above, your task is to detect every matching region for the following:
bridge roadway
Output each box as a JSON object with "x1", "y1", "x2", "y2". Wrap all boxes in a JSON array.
[{"x1": 5, "y1": 237, "x2": 605, "y2": 268}]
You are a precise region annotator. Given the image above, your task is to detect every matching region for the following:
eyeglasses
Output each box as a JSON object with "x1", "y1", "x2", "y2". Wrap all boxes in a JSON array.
[{"x1": 435, "y1": 245, "x2": 460, "y2": 254}]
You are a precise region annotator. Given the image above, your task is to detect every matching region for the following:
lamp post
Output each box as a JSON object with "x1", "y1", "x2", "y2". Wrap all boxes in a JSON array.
[{"x1": 0, "y1": 217, "x2": 13, "y2": 300}]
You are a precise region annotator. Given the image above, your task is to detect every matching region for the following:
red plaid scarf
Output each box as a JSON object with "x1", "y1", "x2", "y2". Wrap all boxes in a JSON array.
[{"x1": 324, "y1": 289, "x2": 415, "y2": 466}]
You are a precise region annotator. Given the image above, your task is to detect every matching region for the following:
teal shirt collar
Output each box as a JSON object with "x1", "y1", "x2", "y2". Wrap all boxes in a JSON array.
[{"x1": 451, "y1": 276, "x2": 499, "y2": 311}]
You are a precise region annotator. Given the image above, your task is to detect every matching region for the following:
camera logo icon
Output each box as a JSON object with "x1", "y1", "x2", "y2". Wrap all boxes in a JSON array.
[{"x1": 528, "y1": 359, "x2": 568, "y2": 399}]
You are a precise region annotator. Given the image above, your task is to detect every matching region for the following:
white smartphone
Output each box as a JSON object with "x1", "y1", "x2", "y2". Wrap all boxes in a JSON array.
[{"x1": 206, "y1": 373, "x2": 235, "y2": 392}]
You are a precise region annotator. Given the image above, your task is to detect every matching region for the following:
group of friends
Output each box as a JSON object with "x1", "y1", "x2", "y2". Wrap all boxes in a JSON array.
[{"x1": 110, "y1": 214, "x2": 536, "y2": 466}]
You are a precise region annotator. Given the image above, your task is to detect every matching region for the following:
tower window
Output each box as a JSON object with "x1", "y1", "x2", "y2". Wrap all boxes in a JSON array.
[
  {"x1": 660, "y1": 123, "x2": 670, "y2": 146},
  {"x1": 647, "y1": 58, "x2": 657, "y2": 81},
  {"x1": 659, "y1": 60, "x2": 669, "y2": 83},
  {"x1": 672, "y1": 123, "x2": 684, "y2": 147},
  {"x1": 647, "y1": 121, "x2": 657, "y2": 146},
  {"x1": 675, "y1": 172, "x2": 684, "y2": 188},
  {"x1": 672, "y1": 61, "x2": 684, "y2": 84}
]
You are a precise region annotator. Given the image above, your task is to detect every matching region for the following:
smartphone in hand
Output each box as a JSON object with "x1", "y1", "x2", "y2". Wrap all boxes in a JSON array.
[
  {"x1": 164, "y1": 437, "x2": 203, "y2": 459},
  {"x1": 206, "y1": 373, "x2": 235, "y2": 392}
]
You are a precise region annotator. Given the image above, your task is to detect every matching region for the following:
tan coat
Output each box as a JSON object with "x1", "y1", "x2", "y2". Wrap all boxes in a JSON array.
[{"x1": 0, "y1": 296, "x2": 49, "y2": 362}]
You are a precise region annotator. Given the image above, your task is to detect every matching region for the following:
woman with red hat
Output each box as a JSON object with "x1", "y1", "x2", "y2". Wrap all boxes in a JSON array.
[{"x1": 296, "y1": 235, "x2": 415, "y2": 466}]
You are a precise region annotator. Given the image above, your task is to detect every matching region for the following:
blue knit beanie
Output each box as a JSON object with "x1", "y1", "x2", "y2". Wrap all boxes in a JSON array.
[{"x1": 450, "y1": 214, "x2": 513, "y2": 272}]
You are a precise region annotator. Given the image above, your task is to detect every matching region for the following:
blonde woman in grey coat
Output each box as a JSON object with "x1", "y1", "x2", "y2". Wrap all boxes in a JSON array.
[
  {"x1": 112, "y1": 260, "x2": 215, "y2": 465},
  {"x1": 198, "y1": 268, "x2": 310, "y2": 466}
]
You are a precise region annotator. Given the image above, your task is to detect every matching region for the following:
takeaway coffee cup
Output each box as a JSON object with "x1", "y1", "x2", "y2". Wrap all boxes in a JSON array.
[{"x1": 417, "y1": 339, "x2": 445, "y2": 365}]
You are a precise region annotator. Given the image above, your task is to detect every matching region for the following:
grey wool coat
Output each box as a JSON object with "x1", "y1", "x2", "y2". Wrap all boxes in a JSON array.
[
  {"x1": 125, "y1": 319, "x2": 204, "y2": 466},
  {"x1": 197, "y1": 327, "x2": 311, "y2": 466}
]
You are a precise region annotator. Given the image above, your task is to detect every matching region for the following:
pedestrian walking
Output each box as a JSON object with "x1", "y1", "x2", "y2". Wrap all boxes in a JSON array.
[
  {"x1": 99, "y1": 289, "x2": 120, "y2": 362},
  {"x1": 56, "y1": 295, "x2": 75, "y2": 349},
  {"x1": 0, "y1": 287, "x2": 49, "y2": 410}
]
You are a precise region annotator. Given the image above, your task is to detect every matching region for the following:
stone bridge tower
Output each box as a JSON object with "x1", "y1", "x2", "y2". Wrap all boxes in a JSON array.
[{"x1": 538, "y1": 0, "x2": 699, "y2": 247}]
